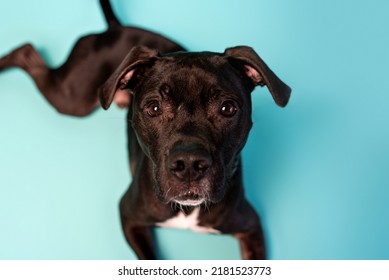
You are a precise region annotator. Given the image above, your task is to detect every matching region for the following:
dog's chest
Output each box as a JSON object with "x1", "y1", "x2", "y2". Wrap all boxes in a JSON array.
[{"x1": 156, "y1": 208, "x2": 220, "y2": 234}]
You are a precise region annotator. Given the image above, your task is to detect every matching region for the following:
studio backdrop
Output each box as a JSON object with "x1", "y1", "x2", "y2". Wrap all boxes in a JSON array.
[{"x1": 0, "y1": 0, "x2": 388, "y2": 259}]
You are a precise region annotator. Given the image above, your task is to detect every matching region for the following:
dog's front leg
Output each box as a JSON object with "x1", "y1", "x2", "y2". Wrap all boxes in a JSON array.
[
  {"x1": 121, "y1": 220, "x2": 156, "y2": 260},
  {"x1": 234, "y1": 229, "x2": 267, "y2": 260},
  {"x1": 227, "y1": 198, "x2": 267, "y2": 260}
]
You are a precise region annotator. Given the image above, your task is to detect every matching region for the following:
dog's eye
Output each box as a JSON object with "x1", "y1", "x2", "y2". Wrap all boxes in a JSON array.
[
  {"x1": 220, "y1": 101, "x2": 238, "y2": 117},
  {"x1": 145, "y1": 101, "x2": 162, "y2": 117}
]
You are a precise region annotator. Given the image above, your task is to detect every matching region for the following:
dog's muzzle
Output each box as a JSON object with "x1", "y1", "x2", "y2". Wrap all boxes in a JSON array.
[{"x1": 166, "y1": 143, "x2": 212, "y2": 206}]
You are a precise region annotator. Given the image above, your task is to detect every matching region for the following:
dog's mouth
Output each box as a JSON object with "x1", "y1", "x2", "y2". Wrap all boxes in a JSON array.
[
  {"x1": 171, "y1": 190, "x2": 206, "y2": 207},
  {"x1": 157, "y1": 175, "x2": 227, "y2": 207},
  {"x1": 173, "y1": 199, "x2": 205, "y2": 207}
]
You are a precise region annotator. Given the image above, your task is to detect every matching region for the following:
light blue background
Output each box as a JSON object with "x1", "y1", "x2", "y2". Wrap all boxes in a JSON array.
[{"x1": 0, "y1": 0, "x2": 388, "y2": 259}]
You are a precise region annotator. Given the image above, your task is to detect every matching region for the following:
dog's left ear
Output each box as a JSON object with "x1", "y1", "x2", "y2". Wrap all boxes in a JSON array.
[
  {"x1": 99, "y1": 46, "x2": 159, "y2": 110},
  {"x1": 225, "y1": 46, "x2": 291, "y2": 107}
]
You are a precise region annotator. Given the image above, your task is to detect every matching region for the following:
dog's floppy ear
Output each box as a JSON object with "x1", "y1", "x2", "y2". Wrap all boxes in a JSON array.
[
  {"x1": 224, "y1": 46, "x2": 291, "y2": 107},
  {"x1": 99, "y1": 46, "x2": 158, "y2": 110}
]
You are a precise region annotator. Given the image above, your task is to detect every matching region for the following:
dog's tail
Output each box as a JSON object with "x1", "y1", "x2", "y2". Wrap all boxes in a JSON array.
[{"x1": 100, "y1": 0, "x2": 121, "y2": 28}]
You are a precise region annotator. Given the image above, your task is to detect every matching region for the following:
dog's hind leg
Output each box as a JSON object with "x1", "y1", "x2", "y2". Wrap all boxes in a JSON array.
[
  {"x1": 0, "y1": 43, "x2": 99, "y2": 116},
  {"x1": 0, "y1": 44, "x2": 49, "y2": 84}
]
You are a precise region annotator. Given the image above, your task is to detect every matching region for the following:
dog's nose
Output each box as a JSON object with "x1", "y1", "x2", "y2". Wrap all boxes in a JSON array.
[{"x1": 168, "y1": 144, "x2": 212, "y2": 181}]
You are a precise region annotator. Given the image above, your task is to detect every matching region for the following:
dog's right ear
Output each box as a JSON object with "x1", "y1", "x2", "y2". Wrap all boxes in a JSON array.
[{"x1": 99, "y1": 46, "x2": 158, "y2": 110}]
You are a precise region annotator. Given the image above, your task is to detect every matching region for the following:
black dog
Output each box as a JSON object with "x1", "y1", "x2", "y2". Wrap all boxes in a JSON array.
[
  {"x1": 0, "y1": 0, "x2": 184, "y2": 116},
  {"x1": 1, "y1": 0, "x2": 291, "y2": 259},
  {"x1": 99, "y1": 46, "x2": 291, "y2": 259}
]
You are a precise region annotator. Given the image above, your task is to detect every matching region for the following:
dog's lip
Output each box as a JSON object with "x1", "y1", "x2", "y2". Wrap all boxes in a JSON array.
[
  {"x1": 171, "y1": 190, "x2": 205, "y2": 207},
  {"x1": 172, "y1": 198, "x2": 205, "y2": 207}
]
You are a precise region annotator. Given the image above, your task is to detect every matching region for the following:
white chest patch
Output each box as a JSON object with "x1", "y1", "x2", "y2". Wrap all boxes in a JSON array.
[{"x1": 156, "y1": 208, "x2": 220, "y2": 234}]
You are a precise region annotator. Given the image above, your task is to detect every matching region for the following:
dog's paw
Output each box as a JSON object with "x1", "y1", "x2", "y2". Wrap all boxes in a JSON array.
[{"x1": 0, "y1": 43, "x2": 43, "y2": 72}]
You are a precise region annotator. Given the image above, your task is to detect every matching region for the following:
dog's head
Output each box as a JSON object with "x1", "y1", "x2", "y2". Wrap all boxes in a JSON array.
[{"x1": 99, "y1": 46, "x2": 291, "y2": 207}]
